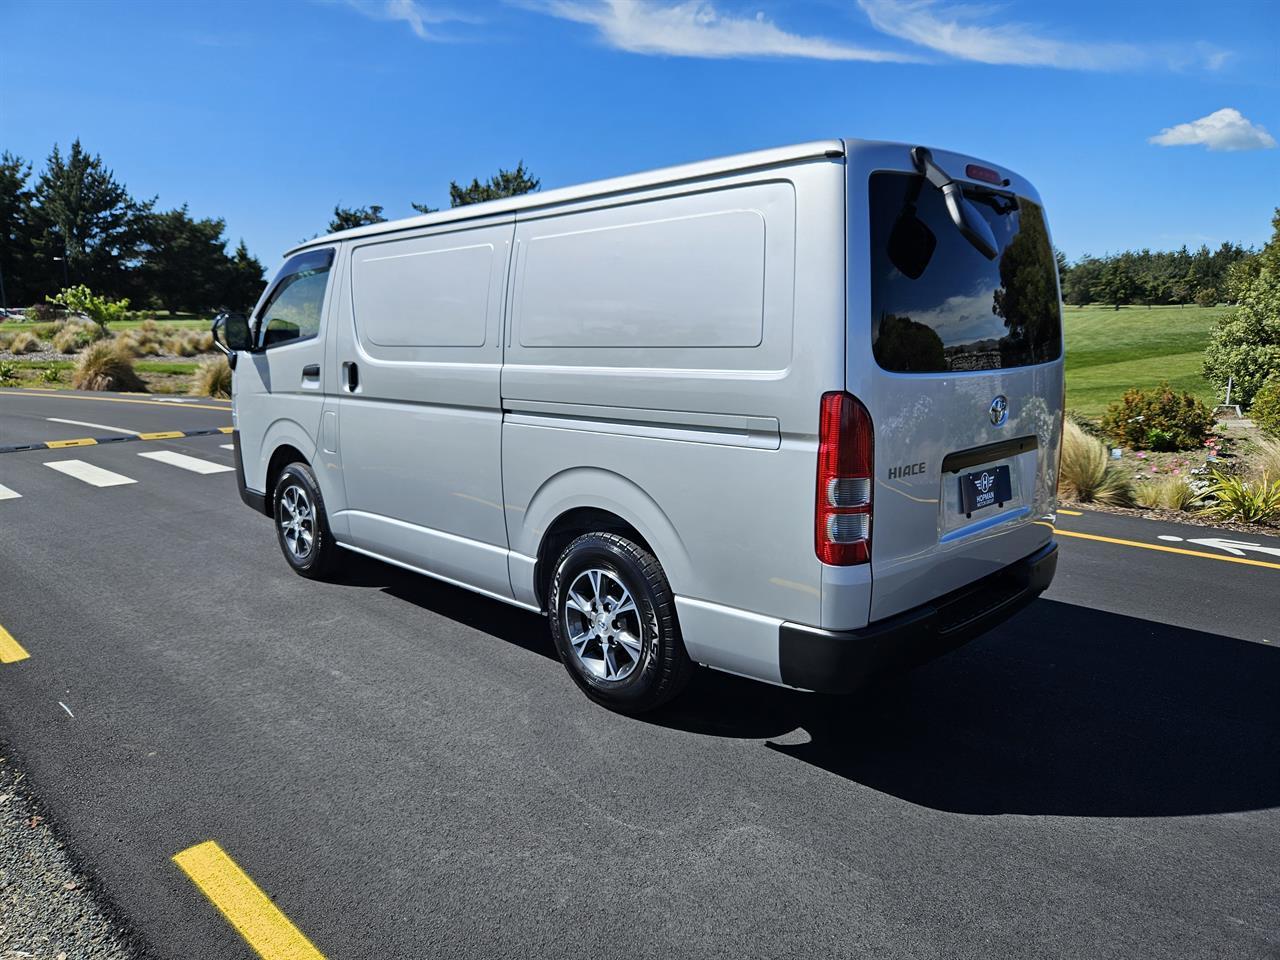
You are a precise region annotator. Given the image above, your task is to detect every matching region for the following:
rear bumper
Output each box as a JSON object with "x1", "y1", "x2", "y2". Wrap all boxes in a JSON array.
[
  {"x1": 232, "y1": 430, "x2": 270, "y2": 516},
  {"x1": 778, "y1": 541, "x2": 1058, "y2": 693}
]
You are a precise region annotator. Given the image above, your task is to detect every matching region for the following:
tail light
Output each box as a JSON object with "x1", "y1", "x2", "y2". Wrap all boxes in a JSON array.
[{"x1": 816, "y1": 392, "x2": 874, "y2": 565}]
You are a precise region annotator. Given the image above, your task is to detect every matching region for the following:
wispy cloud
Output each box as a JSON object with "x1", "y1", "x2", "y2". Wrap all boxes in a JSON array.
[
  {"x1": 535, "y1": 0, "x2": 917, "y2": 62},
  {"x1": 344, "y1": 0, "x2": 479, "y2": 40},
  {"x1": 1149, "y1": 108, "x2": 1277, "y2": 152},
  {"x1": 857, "y1": 0, "x2": 1228, "y2": 72}
]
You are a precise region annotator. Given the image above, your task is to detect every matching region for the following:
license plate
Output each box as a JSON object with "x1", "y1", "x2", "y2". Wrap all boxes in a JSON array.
[{"x1": 959, "y1": 465, "x2": 1012, "y2": 514}]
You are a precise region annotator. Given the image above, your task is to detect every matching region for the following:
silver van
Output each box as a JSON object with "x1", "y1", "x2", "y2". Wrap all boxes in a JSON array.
[{"x1": 215, "y1": 139, "x2": 1062, "y2": 713}]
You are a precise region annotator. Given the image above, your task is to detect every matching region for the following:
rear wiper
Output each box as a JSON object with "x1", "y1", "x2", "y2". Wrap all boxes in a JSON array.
[{"x1": 910, "y1": 146, "x2": 999, "y2": 260}]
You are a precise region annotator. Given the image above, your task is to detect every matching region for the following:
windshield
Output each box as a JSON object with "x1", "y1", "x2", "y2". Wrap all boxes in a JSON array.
[{"x1": 869, "y1": 171, "x2": 1062, "y2": 373}]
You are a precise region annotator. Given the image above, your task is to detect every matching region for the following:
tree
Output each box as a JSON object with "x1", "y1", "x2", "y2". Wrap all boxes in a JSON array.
[
  {"x1": 0, "y1": 152, "x2": 34, "y2": 308},
  {"x1": 141, "y1": 205, "x2": 234, "y2": 313},
  {"x1": 46, "y1": 284, "x2": 130, "y2": 332},
  {"x1": 28, "y1": 140, "x2": 150, "y2": 299},
  {"x1": 223, "y1": 240, "x2": 266, "y2": 312},
  {"x1": 413, "y1": 161, "x2": 540, "y2": 213},
  {"x1": 1092, "y1": 259, "x2": 1137, "y2": 310},
  {"x1": 1204, "y1": 208, "x2": 1280, "y2": 408},
  {"x1": 328, "y1": 204, "x2": 386, "y2": 233}
]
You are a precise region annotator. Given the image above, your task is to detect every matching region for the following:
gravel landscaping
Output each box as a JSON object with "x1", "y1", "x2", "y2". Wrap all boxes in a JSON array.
[{"x1": 0, "y1": 751, "x2": 143, "y2": 960}]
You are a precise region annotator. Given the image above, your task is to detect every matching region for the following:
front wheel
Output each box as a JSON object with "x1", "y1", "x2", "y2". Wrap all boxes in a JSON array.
[
  {"x1": 272, "y1": 462, "x2": 341, "y2": 579},
  {"x1": 548, "y1": 532, "x2": 694, "y2": 713}
]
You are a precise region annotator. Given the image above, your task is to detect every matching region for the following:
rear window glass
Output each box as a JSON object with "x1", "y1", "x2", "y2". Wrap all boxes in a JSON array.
[{"x1": 868, "y1": 171, "x2": 1062, "y2": 372}]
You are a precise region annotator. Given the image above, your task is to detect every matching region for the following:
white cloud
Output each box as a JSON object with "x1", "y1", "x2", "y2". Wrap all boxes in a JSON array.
[
  {"x1": 857, "y1": 0, "x2": 1227, "y2": 72},
  {"x1": 344, "y1": 0, "x2": 478, "y2": 40},
  {"x1": 536, "y1": 0, "x2": 917, "y2": 62},
  {"x1": 1149, "y1": 108, "x2": 1277, "y2": 152}
]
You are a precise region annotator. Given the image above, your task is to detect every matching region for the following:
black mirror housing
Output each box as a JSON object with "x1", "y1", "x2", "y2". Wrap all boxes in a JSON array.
[{"x1": 213, "y1": 312, "x2": 254, "y2": 354}]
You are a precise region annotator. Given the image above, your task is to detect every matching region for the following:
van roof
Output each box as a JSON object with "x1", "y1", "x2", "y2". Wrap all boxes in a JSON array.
[{"x1": 285, "y1": 139, "x2": 845, "y2": 257}]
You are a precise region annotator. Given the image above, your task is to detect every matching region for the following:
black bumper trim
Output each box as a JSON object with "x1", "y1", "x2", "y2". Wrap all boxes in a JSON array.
[
  {"x1": 779, "y1": 541, "x2": 1058, "y2": 693},
  {"x1": 233, "y1": 430, "x2": 269, "y2": 516}
]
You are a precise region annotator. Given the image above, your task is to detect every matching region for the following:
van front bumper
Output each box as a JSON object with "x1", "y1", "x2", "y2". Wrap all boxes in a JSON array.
[
  {"x1": 778, "y1": 541, "x2": 1058, "y2": 693},
  {"x1": 231, "y1": 430, "x2": 270, "y2": 516}
]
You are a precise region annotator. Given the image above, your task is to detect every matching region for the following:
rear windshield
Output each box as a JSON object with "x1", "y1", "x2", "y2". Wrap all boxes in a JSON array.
[{"x1": 868, "y1": 171, "x2": 1062, "y2": 373}]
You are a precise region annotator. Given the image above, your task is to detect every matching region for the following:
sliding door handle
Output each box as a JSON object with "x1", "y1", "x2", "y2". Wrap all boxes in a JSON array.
[{"x1": 301, "y1": 363, "x2": 320, "y2": 381}]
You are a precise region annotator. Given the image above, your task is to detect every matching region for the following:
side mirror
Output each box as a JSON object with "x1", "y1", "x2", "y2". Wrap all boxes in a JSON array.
[{"x1": 212, "y1": 312, "x2": 253, "y2": 361}]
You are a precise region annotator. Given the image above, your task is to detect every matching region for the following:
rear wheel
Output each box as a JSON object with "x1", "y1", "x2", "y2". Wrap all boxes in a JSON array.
[
  {"x1": 548, "y1": 532, "x2": 693, "y2": 713},
  {"x1": 272, "y1": 462, "x2": 340, "y2": 579}
]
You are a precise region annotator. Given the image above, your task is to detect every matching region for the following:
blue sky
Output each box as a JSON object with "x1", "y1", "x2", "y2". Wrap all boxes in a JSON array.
[{"x1": 2, "y1": 0, "x2": 1277, "y2": 268}]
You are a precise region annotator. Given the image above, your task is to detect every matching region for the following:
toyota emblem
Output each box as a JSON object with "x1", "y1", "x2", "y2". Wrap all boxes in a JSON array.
[{"x1": 989, "y1": 395, "x2": 1009, "y2": 427}]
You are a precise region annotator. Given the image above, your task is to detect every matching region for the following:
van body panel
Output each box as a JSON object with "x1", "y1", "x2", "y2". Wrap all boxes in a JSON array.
[
  {"x1": 500, "y1": 158, "x2": 847, "y2": 642},
  {"x1": 843, "y1": 140, "x2": 1061, "y2": 623},
  {"x1": 332, "y1": 217, "x2": 515, "y2": 598}
]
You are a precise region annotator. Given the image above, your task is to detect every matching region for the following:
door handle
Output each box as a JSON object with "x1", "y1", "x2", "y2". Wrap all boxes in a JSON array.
[
  {"x1": 343, "y1": 361, "x2": 359, "y2": 392},
  {"x1": 301, "y1": 363, "x2": 320, "y2": 380}
]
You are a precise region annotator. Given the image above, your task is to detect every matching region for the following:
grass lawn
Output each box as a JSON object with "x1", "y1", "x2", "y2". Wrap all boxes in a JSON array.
[
  {"x1": 1063, "y1": 303, "x2": 1228, "y2": 419},
  {"x1": 0, "y1": 313, "x2": 211, "y2": 336}
]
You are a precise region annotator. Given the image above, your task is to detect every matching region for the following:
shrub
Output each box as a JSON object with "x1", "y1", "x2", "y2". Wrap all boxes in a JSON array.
[
  {"x1": 1201, "y1": 470, "x2": 1280, "y2": 524},
  {"x1": 164, "y1": 335, "x2": 196, "y2": 357},
  {"x1": 1133, "y1": 476, "x2": 1200, "y2": 511},
  {"x1": 1251, "y1": 377, "x2": 1280, "y2": 438},
  {"x1": 46, "y1": 284, "x2": 131, "y2": 332},
  {"x1": 8, "y1": 331, "x2": 41, "y2": 354},
  {"x1": 1250, "y1": 437, "x2": 1280, "y2": 483},
  {"x1": 1100, "y1": 382, "x2": 1215, "y2": 450},
  {"x1": 193, "y1": 331, "x2": 214, "y2": 353},
  {"x1": 0, "y1": 360, "x2": 17, "y2": 384},
  {"x1": 191, "y1": 355, "x2": 232, "y2": 398},
  {"x1": 1064, "y1": 410, "x2": 1106, "y2": 439},
  {"x1": 1058, "y1": 419, "x2": 1133, "y2": 505},
  {"x1": 72, "y1": 341, "x2": 147, "y2": 392},
  {"x1": 0, "y1": 331, "x2": 12, "y2": 351},
  {"x1": 52, "y1": 320, "x2": 104, "y2": 354},
  {"x1": 39, "y1": 366, "x2": 62, "y2": 384}
]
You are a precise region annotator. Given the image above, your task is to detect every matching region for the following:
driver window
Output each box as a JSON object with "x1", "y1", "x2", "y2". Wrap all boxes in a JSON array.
[{"x1": 258, "y1": 249, "x2": 334, "y2": 349}]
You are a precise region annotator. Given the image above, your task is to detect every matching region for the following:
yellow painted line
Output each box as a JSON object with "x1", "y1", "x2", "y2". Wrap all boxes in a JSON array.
[
  {"x1": 138, "y1": 431, "x2": 185, "y2": 440},
  {"x1": 219, "y1": 426, "x2": 234, "y2": 434},
  {"x1": 173, "y1": 841, "x2": 325, "y2": 960},
  {"x1": 1053, "y1": 528, "x2": 1280, "y2": 571},
  {"x1": 45, "y1": 437, "x2": 97, "y2": 448},
  {"x1": 0, "y1": 625, "x2": 30, "y2": 664},
  {"x1": 1057, "y1": 508, "x2": 1083, "y2": 516},
  {"x1": 0, "y1": 389, "x2": 230, "y2": 412}
]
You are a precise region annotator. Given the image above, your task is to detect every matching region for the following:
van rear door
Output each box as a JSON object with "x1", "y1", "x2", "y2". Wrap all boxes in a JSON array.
[{"x1": 845, "y1": 141, "x2": 1064, "y2": 622}]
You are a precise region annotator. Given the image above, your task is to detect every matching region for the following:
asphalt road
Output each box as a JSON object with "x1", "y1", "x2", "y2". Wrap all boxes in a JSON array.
[{"x1": 1, "y1": 387, "x2": 1278, "y2": 959}]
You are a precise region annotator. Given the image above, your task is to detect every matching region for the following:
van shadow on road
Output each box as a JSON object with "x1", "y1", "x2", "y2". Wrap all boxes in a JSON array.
[{"x1": 337, "y1": 554, "x2": 1280, "y2": 819}]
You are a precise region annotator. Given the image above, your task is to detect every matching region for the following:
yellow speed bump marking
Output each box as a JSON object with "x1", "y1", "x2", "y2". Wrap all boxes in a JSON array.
[
  {"x1": 0, "y1": 625, "x2": 30, "y2": 664},
  {"x1": 219, "y1": 426, "x2": 234, "y2": 434},
  {"x1": 1056, "y1": 508, "x2": 1083, "y2": 516},
  {"x1": 1053, "y1": 528, "x2": 1280, "y2": 571},
  {"x1": 45, "y1": 437, "x2": 98, "y2": 448},
  {"x1": 173, "y1": 841, "x2": 325, "y2": 960},
  {"x1": 0, "y1": 389, "x2": 230, "y2": 412},
  {"x1": 138, "y1": 431, "x2": 185, "y2": 440}
]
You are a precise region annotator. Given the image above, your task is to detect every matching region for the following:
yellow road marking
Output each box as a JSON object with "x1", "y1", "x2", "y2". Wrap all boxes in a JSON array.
[
  {"x1": 1057, "y1": 508, "x2": 1083, "y2": 516},
  {"x1": 0, "y1": 389, "x2": 230, "y2": 412},
  {"x1": 0, "y1": 625, "x2": 30, "y2": 664},
  {"x1": 1052, "y1": 528, "x2": 1280, "y2": 571},
  {"x1": 138, "y1": 431, "x2": 185, "y2": 440},
  {"x1": 45, "y1": 437, "x2": 97, "y2": 448},
  {"x1": 219, "y1": 426, "x2": 234, "y2": 434},
  {"x1": 173, "y1": 841, "x2": 324, "y2": 960}
]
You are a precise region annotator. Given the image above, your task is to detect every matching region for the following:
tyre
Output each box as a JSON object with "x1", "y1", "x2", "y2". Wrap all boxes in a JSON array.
[
  {"x1": 272, "y1": 462, "x2": 341, "y2": 579},
  {"x1": 548, "y1": 532, "x2": 694, "y2": 713}
]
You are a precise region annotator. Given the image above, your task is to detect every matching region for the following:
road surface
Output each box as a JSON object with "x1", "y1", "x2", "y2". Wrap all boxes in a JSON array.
[{"x1": 1, "y1": 387, "x2": 1277, "y2": 959}]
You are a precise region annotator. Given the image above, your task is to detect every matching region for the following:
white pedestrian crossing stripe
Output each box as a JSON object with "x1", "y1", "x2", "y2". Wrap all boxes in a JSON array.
[
  {"x1": 220, "y1": 444, "x2": 235, "y2": 450},
  {"x1": 0, "y1": 484, "x2": 21, "y2": 501},
  {"x1": 137, "y1": 450, "x2": 234, "y2": 475},
  {"x1": 44, "y1": 460, "x2": 137, "y2": 487}
]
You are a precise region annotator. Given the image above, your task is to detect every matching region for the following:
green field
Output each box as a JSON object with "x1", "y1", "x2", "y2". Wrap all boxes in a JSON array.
[{"x1": 1063, "y1": 303, "x2": 1228, "y2": 419}]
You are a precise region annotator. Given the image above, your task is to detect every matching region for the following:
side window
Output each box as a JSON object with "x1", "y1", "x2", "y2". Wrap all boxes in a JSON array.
[{"x1": 257, "y1": 248, "x2": 334, "y2": 349}]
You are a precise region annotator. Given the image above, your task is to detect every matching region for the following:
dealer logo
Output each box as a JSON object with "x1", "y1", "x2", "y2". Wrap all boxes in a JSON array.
[{"x1": 975, "y1": 471, "x2": 995, "y2": 494}]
